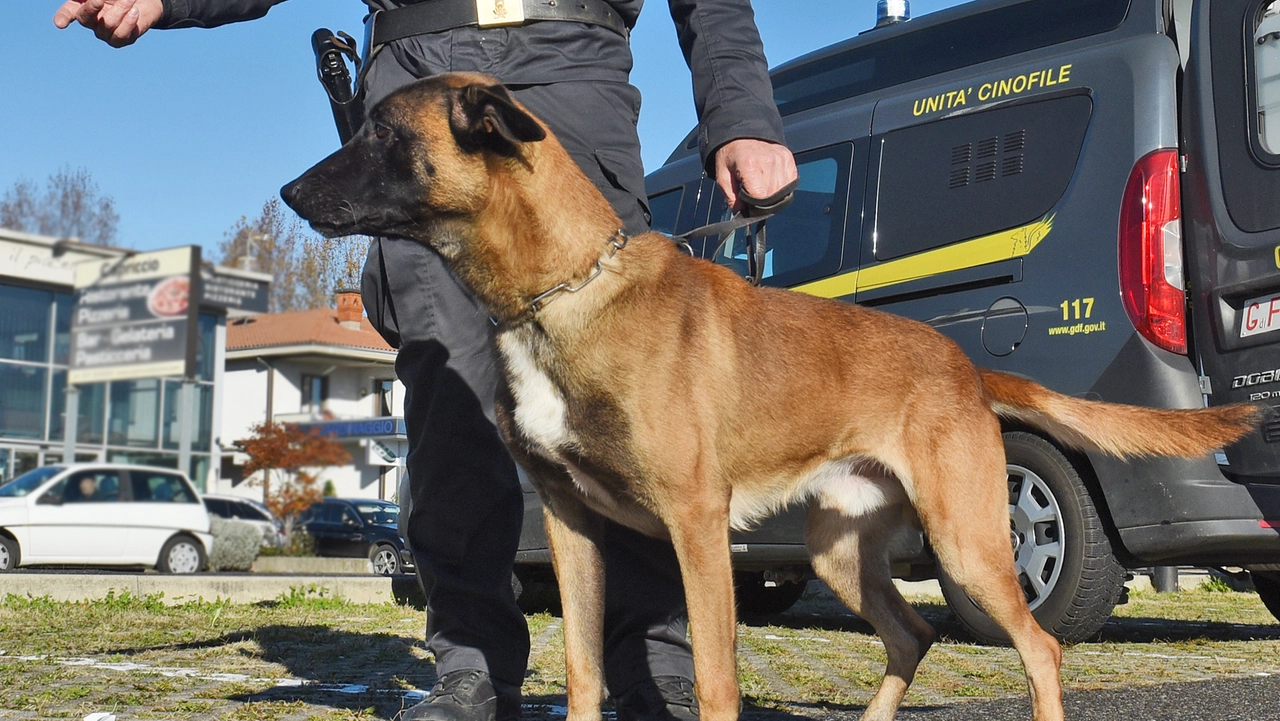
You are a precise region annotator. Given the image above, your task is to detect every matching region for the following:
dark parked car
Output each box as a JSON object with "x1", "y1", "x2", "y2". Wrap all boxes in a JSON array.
[{"x1": 298, "y1": 498, "x2": 411, "y2": 576}]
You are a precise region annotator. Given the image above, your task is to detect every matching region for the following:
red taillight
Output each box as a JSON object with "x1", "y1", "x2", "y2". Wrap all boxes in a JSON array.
[{"x1": 1118, "y1": 149, "x2": 1187, "y2": 354}]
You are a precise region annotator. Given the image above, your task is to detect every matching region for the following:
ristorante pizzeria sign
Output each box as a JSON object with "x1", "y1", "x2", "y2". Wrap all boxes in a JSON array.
[{"x1": 69, "y1": 246, "x2": 201, "y2": 384}]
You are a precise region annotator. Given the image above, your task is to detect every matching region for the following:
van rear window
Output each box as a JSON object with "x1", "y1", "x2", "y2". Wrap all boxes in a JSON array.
[{"x1": 771, "y1": 0, "x2": 1130, "y2": 116}]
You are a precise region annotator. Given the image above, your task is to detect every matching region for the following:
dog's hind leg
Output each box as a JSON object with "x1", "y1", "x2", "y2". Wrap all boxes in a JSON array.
[
  {"x1": 909, "y1": 425, "x2": 1064, "y2": 721},
  {"x1": 806, "y1": 502, "x2": 935, "y2": 721}
]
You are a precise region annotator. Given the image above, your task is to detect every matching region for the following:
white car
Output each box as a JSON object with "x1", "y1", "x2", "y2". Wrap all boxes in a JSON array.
[
  {"x1": 0, "y1": 464, "x2": 212, "y2": 574},
  {"x1": 202, "y1": 494, "x2": 285, "y2": 547}
]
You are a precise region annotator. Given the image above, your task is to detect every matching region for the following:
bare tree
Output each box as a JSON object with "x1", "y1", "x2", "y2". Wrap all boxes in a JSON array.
[
  {"x1": 221, "y1": 198, "x2": 370, "y2": 313},
  {"x1": 0, "y1": 167, "x2": 121, "y2": 246}
]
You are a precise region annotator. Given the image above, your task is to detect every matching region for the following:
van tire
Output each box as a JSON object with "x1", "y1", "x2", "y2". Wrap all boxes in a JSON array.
[
  {"x1": 0, "y1": 535, "x2": 18, "y2": 571},
  {"x1": 158, "y1": 535, "x2": 206, "y2": 574},
  {"x1": 1251, "y1": 571, "x2": 1280, "y2": 623},
  {"x1": 940, "y1": 432, "x2": 1125, "y2": 645}
]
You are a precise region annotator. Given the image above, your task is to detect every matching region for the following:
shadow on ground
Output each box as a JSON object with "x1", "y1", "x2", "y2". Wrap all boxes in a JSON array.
[{"x1": 746, "y1": 593, "x2": 1280, "y2": 646}]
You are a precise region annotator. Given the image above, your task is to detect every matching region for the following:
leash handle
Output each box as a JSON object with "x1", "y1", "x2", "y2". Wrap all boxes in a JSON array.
[
  {"x1": 738, "y1": 177, "x2": 799, "y2": 216},
  {"x1": 673, "y1": 177, "x2": 798, "y2": 286}
]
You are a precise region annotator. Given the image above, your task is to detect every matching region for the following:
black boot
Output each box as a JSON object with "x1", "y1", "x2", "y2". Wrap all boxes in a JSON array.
[
  {"x1": 404, "y1": 669, "x2": 520, "y2": 721},
  {"x1": 613, "y1": 676, "x2": 699, "y2": 721}
]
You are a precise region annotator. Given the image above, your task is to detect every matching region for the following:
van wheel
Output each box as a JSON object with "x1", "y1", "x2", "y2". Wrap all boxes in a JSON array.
[
  {"x1": 940, "y1": 432, "x2": 1126, "y2": 645},
  {"x1": 0, "y1": 535, "x2": 19, "y2": 571},
  {"x1": 735, "y1": 573, "x2": 808, "y2": 616},
  {"x1": 370, "y1": 544, "x2": 401, "y2": 576},
  {"x1": 158, "y1": 535, "x2": 206, "y2": 574},
  {"x1": 1251, "y1": 571, "x2": 1280, "y2": 623}
]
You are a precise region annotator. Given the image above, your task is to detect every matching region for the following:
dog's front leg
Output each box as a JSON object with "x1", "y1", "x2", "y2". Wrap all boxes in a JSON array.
[
  {"x1": 542, "y1": 495, "x2": 607, "y2": 721},
  {"x1": 664, "y1": 491, "x2": 739, "y2": 721}
]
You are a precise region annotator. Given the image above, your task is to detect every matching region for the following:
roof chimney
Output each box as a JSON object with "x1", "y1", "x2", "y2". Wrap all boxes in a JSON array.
[{"x1": 336, "y1": 289, "x2": 364, "y2": 331}]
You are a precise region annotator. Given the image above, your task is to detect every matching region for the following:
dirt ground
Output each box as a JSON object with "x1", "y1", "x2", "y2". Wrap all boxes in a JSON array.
[{"x1": 2, "y1": 583, "x2": 1278, "y2": 720}]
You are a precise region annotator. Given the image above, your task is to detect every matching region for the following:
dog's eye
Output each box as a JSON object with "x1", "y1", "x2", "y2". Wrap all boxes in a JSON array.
[{"x1": 374, "y1": 123, "x2": 392, "y2": 140}]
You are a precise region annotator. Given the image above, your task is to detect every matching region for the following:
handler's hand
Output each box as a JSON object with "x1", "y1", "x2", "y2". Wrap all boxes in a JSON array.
[
  {"x1": 713, "y1": 138, "x2": 798, "y2": 212},
  {"x1": 54, "y1": 0, "x2": 163, "y2": 48}
]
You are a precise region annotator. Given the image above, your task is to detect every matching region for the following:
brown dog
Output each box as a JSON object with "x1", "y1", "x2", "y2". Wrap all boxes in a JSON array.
[{"x1": 282, "y1": 72, "x2": 1262, "y2": 721}]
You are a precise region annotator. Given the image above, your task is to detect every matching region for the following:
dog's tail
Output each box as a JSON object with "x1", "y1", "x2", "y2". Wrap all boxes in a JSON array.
[{"x1": 979, "y1": 369, "x2": 1265, "y2": 458}]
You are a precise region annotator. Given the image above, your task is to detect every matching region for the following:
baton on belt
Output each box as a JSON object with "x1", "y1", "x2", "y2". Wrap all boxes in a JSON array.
[{"x1": 311, "y1": 28, "x2": 364, "y2": 145}]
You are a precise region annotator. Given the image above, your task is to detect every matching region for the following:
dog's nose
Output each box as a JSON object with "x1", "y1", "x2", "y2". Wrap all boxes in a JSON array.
[{"x1": 280, "y1": 178, "x2": 305, "y2": 210}]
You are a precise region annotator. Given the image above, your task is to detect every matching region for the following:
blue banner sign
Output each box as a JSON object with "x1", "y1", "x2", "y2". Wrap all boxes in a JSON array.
[{"x1": 296, "y1": 417, "x2": 406, "y2": 439}]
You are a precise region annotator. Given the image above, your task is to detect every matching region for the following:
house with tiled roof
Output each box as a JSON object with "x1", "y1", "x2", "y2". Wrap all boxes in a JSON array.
[{"x1": 213, "y1": 290, "x2": 406, "y2": 503}]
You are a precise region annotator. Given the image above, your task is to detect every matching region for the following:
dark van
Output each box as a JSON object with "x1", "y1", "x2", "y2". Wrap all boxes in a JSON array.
[{"x1": 632, "y1": 0, "x2": 1280, "y2": 641}]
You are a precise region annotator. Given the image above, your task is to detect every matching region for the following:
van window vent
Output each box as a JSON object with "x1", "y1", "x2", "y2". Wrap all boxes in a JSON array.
[
  {"x1": 949, "y1": 167, "x2": 970, "y2": 188},
  {"x1": 974, "y1": 160, "x2": 997, "y2": 182},
  {"x1": 951, "y1": 143, "x2": 972, "y2": 164},
  {"x1": 1002, "y1": 155, "x2": 1024, "y2": 176},
  {"x1": 1004, "y1": 129, "x2": 1027, "y2": 152},
  {"x1": 977, "y1": 136, "x2": 999, "y2": 158}
]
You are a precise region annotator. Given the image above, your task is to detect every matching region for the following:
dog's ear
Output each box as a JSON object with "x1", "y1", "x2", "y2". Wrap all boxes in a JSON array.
[{"x1": 450, "y1": 83, "x2": 547, "y2": 156}]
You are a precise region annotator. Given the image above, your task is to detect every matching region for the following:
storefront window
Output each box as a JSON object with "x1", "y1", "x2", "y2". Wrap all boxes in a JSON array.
[
  {"x1": 108, "y1": 379, "x2": 161, "y2": 447},
  {"x1": 195, "y1": 313, "x2": 217, "y2": 382},
  {"x1": 13, "y1": 450, "x2": 39, "y2": 478},
  {"x1": 0, "y1": 364, "x2": 48, "y2": 439},
  {"x1": 188, "y1": 455, "x2": 210, "y2": 492},
  {"x1": 106, "y1": 450, "x2": 179, "y2": 470},
  {"x1": 53, "y1": 292, "x2": 73, "y2": 365},
  {"x1": 48, "y1": 374, "x2": 106, "y2": 445},
  {"x1": 162, "y1": 381, "x2": 213, "y2": 452},
  {"x1": 0, "y1": 285, "x2": 52, "y2": 363}
]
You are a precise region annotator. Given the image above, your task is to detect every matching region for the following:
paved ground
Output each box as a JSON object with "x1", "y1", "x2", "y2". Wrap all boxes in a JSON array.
[{"x1": 3, "y1": 580, "x2": 1279, "y2": 720}]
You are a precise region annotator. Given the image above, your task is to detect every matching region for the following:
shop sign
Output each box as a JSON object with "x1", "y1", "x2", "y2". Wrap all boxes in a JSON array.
[
  {"x1": 200, "y1": 267, "x2": 270, "y2": 313},
  {"x1": 69, "y1": 246, "x2": 200, "y2": 384},
  {"x1": 367, "y1": 439, "x2": 405, "y2": 467},
  {"x1": 296, "y1": 417, "x2": 407, "y2": 439}
]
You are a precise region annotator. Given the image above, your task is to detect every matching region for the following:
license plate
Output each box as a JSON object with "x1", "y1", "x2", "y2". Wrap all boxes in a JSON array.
[
  {"x1": 476, "y1": 0, "x2": 524, "y2": 27},
  {"x1": 1240, "y1": 292, "x2": 1280, "y2": 338}
]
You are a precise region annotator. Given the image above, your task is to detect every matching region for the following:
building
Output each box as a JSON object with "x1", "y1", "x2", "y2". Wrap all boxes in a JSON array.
[
  {"x1": 0, "y1": 228, "x2": 271, "y2": 489},
  {"x1": 216, "y1": 289, "x2": 407, "y2": 503}
]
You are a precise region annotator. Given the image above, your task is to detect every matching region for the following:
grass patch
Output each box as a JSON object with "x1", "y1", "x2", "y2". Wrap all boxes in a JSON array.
[{"x1": 1, "y1": 584, "x2": 1278, "y2": 718}]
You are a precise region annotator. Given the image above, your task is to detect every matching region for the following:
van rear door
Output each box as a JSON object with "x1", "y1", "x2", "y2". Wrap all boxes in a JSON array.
[{"x1": 1182, "y1": 0, "x2": 1280, "y2": 479}]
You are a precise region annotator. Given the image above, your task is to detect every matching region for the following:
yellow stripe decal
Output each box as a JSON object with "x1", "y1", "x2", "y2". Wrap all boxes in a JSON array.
[{"x1": 792, "y1": 215, "x2": 1054, "y2": 299}]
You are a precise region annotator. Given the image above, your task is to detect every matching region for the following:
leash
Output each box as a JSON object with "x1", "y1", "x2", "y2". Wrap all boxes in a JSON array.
[{"x1": 673, "y1": 178, "x2": 798, "y2": 286}]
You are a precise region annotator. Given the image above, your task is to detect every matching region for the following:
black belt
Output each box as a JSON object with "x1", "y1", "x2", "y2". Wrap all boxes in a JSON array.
[{"x1": 368, "y1": 0, "x2": 628, "y2": 48}]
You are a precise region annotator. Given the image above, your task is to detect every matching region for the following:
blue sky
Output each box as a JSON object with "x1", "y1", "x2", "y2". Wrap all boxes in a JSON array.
[{"x1": 2, "y1": 0, "x2": 966, "y2": 254}]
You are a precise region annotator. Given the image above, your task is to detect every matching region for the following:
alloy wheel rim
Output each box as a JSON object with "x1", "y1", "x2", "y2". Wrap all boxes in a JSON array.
[
  {"x1": 168, "y1": 542, "x2": 201, "y2": 574},
  {"x1": 372, "y1": 548, "x2": 398, "y2": 575},
  {"x1": 1007, "y1": 463, "x2": 1065, "y2": 611},
  {"x1": 0, "y1": 544, "x2": 9, "y2": 569}
]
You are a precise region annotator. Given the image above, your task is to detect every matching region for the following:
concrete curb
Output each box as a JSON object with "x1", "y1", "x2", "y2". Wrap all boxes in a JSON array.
[
  {"x1": 1, "y1": 573, "x2": 398, "y2": 605},
  {"x1": 249, "y1": 557, "x2": 374, "y2": 574},
  {"x1": 0, "y1": 570, "x2": 1227, "y2": 608}
]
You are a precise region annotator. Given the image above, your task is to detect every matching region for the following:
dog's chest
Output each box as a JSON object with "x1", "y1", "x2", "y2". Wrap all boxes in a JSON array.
[{"x1": 496, "y1": 330, "x2": 575, "y2": 455}]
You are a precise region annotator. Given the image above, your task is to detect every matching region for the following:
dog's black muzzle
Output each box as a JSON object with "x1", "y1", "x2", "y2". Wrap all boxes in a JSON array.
[{"x1": 281, "y1": 130, "x2": 425, "y2": 239}]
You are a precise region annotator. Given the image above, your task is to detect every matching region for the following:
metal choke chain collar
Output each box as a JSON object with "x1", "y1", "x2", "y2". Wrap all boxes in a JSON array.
[{"x1": 526, "y1": 228, "x2": 629, "y2": 314}]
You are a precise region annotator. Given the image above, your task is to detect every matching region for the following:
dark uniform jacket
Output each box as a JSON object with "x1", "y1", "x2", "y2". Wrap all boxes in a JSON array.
[{"x1": 155, "y1": 0, "x2": 786, "y2": 168}]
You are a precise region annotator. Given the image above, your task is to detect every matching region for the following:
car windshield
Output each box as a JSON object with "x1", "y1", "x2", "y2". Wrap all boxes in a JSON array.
[
  {"x1": 356, "y1": 503, "x2": 398, "y2": 525},
  {"x1": 0, "y1": 466, "x2": 63, "y2": 497}
]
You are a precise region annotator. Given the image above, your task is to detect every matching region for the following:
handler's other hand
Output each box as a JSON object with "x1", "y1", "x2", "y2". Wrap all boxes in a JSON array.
[
  {"x1": 54, "y1": 0, "x2": 163, "y2": 48},
  {"x1": 714, "y1": 138, "x2": 798, "y2": 212}
]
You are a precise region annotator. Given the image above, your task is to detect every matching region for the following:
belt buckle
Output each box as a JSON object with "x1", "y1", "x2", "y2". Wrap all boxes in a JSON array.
[{"x1": 476, "y1": 0, "x2": 525, "y2": 27}]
